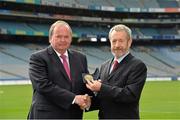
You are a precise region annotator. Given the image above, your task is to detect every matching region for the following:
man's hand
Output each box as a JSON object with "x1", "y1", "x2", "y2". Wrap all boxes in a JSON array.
[
  {"x1": 80, "y1": 94, "x2": 91, "y2": 110},
  {"x1": 74, "y1": 94, "x2": 91, "y2": 110},
  {"x1": 86, "y1": 79, "x2": 102, "y2": 92}
]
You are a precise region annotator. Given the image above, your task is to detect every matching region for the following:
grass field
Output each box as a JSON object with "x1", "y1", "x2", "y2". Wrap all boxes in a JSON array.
[{"x1": 0, "y1": 81, "x2": 180, "y2": 119}]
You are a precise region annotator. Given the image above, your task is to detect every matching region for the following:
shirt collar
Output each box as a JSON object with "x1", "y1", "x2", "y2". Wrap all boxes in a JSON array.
[
  {"x1": 114, "y1": 51, "x2": 129, "y2": 63},
  {"x1": 53, "y1": 48, "x2": 69, "y2": 58}
]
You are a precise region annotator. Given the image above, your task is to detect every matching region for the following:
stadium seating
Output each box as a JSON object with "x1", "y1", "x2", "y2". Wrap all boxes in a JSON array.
[
  {"x1": 0, "y1": 42, "x2": 179, "y2": 80},
  {"x1": 140, "y1": 0, "x2": 159, "y2": 8},
  {"x1": 157, "y1": 0, "x2": 179, "y2": 8},
  {"x1": 0, "y1": 42, "x2": 47, "y2": 80},
  {"x1": 0, "y1": 0, "x2": 179, "y2": 81},
  {"x1": 0, "y1": 20, "x2": 179, "y2": 40},
  {"x1": 42, "y1": 0, "x2": 180, "y2": 8}
]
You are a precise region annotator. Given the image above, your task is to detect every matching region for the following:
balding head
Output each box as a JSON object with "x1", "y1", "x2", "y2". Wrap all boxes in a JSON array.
[{"x1": 49, "y1": 20, "x2": 72, "y2": 40}]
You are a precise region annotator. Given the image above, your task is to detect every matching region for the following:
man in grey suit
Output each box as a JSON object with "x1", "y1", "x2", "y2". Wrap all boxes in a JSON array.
[
  {"x1": 86, "y1": 24, "x2": 147, "y2": 119},
  {"x1": 28, "y1": 20, "x2": 91, "y2": 119}
]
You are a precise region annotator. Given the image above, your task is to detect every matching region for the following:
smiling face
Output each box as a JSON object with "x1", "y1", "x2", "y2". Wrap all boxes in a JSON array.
[
  {"x1": 49, "y1": 23, "x2": 72, "y2": 54},
  {"x1": 109, "y1": 26, "x2": 132, "y2": 59}
]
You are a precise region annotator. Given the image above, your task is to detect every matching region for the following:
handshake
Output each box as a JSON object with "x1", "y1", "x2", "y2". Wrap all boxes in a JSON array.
[
  {"x1": 74, "y1": 68, "x2": 101, "y2": 110},
  {"x1": 74, "y1": 94, "x2": 91, "y2": 110}
]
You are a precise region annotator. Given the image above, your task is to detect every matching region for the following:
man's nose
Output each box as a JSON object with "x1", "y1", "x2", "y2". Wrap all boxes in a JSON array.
[
  {"x1": 60, "y1": 37, "x2": 66, "y2": 41},
  {"x1": 115, "y1": 42, "x2": 120, "y2": 48}
]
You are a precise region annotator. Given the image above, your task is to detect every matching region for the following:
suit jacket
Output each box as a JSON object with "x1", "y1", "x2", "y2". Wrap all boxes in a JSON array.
[
  {"x1": 27, "y1": 46, "x2": 91, "y2": 119},
  {"x1": 94, "y1": 53, "x2": 147, "y2": 119}
]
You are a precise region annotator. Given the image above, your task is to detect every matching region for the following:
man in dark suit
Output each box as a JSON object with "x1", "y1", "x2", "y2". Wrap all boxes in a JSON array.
[
  {"x1": 86, "y1": 24, "x2": 147, "y2": 119},
  {"x1": 28, "y1": 20, "x2": 91, "y2": 119}
]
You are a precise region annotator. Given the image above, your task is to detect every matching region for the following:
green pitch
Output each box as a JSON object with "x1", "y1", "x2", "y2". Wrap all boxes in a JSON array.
[{"x1": 0, "y1": 81, "x2": 180, "y2": 119}]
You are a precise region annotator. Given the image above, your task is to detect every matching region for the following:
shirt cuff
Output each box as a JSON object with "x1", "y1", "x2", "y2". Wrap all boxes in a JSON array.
[
  {"x1": 94, "y1": 92, "x2": 98, "y2": 96},
  {"x1": 72, "y1": 97, "x2": 76, "y2": 104}
]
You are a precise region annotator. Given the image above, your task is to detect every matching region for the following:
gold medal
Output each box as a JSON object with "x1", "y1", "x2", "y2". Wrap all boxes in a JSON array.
[{"x1": 84, "y1": 74, "x2": 93, "y2": 82}]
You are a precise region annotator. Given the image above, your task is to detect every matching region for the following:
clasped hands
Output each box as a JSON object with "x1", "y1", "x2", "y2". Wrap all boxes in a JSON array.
[
  {"x1": 74, "y1": 94, "x2": 91, "y2": 110},
  {"x1": 74, "y1": 79, "x2": 102, "y2": 110}
]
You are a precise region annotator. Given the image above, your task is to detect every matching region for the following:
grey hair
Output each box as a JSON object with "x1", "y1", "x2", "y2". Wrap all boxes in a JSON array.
[
  {"x1": 109, "y1": 24, "x2": 132, "y2": 40},
  {"x1": 49, "y1": 20, "x2": 72, "y2": 40}
]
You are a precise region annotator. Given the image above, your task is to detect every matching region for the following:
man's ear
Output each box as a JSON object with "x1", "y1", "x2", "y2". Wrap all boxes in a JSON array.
[
  {"x1": 128, "y1": 38, "x2": 132, "y2": 48},
  {"x1": 49, "y1": 38, "x2": 52, "y2": 44}
]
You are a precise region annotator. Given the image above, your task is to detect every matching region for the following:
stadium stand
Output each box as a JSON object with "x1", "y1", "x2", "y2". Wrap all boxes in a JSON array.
[
  {"x1": 0, "y1": 20, "x2": 179, "y2": 41},
  {"x1": 0, "y1": 0, "x2": 180, "y2": 82},
  {"x1": 1, "y1": 42, "x2": 179, "y2": 80},
  {"x1": 157, "y1": 0, "x2": 179, "y2": 8},
  {"x1": 140, "y1": 0, "x2": 160, "y2": 8}
]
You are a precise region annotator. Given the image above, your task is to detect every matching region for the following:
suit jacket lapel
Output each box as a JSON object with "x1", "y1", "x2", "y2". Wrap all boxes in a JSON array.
[
  {"x1": 68, "y1": 50, "x2": 84, "y2": 89},
  {"x1": 107, "y1": 59, "x2": 118, "y2": 81},
  {"x1": 47, "y1": 46, "x2": 71, "y2": 83},
  {"x1": 68, "y1": 50, "x2": 76, "y2": 82},
  {"x1": 103, "y1": 59, "x2": 113, "y2": 82},
  {"x1": 107, "y1": 53, "x2": 133, "y2": 82}
]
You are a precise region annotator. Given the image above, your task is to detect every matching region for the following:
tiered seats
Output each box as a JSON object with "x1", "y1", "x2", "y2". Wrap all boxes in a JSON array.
[
  {"x1": 76, "y1": 0, "x2": 110, "y2": 6},
  {"x1": 139, "y1": 28, "x2": 159, "y2": 36},
  {"x1": 0, "y1": 20, "x2": 179, "y2": 39},
  {"x1": 0, "y1": 44, "x2": 29, "y2": 79},
  {"x1": 107, "y1": 0, "x2": 124, "y2": 7},
  {"x1": 159, "y1": 46, "x2": 180, "y2": 64},
  {"x1": 140, "y1": 0, "x2": 159, "y2": 8},
  {"x1": 131, "y1": 46, "x2": 180, "y2": 77},
  {"x1": 40, "y1": 0, "x2": 179, "y2": 8},
  {"x1": 0, "y1": 42, "x2": 47, "y2": 80},
  {"x1": 157, "y1": 0, "x2": 179, "y2": 7},
  {"x1": 120, "y1": 0, "x2": 144, "y2": 8},
  {"x1": 0, "y1": 43, "x2": 180, "y2": 79},
  {"x1": 159, "y1": 28, "x2": 178, "y2": 35}
]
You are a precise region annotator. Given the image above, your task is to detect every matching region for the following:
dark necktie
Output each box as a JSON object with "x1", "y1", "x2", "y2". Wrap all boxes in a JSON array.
[
  {"x1": 112, "y1": 60, "x2": 119, "y2": 72},
  {"x1": 60, "y1": 54, "x2": 71, "y2": 80}
]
